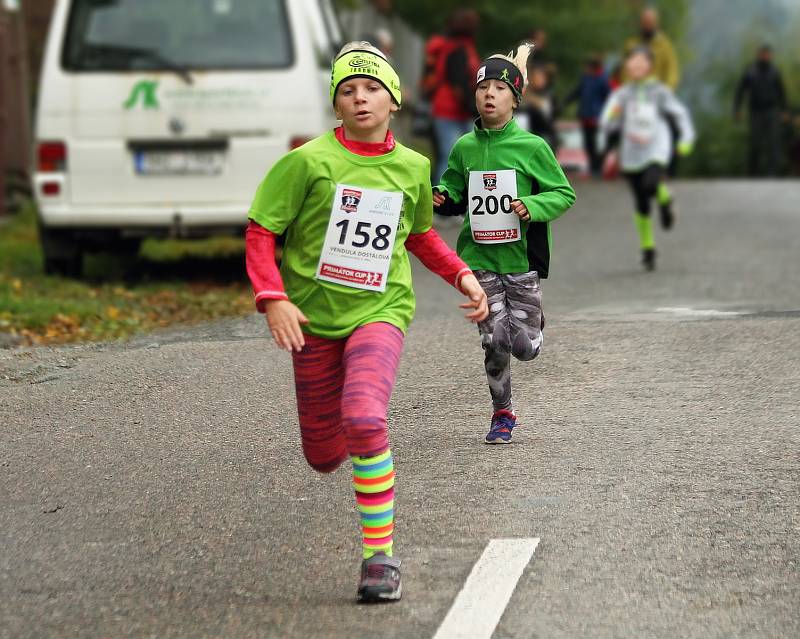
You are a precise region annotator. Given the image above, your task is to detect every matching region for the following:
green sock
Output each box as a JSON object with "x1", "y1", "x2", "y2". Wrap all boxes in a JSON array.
[
  {"x1": 634, "y1": 213, "x2": 655, "y2": 250},
  {"x1": 656, "y1": 182, "x2": 672, "y2": 206}
]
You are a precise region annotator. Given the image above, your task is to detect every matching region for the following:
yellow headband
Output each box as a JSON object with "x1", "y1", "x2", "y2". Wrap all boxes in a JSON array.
[{"x1": 330, "y1": 50, "x2": 402, "y2": 106}]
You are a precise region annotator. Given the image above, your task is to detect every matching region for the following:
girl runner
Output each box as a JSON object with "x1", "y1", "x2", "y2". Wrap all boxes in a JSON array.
[
  {"x1": 600, "y1": 46, "x2": 695, "y2": 271},
  {"x1": 434, "y1": 44, "x2": 576, "y2": 444},
  {"x1": 245, "y1": 41, "x2": 488, "y2": 603}
]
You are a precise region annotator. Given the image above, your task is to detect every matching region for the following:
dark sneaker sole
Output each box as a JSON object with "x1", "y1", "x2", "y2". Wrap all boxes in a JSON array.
[
  {"x1": 484, "y1": 437, "x2": 512, "y2": 444},
  {"x1": 660, "y1": 203, "x2": 675, "y2": 230},
  {"x1": 357, "y1": 582, "x2": 402, "y2": 603},
  {"x1": 642, "y1": 249, "x2": 657, "y2": 272}
]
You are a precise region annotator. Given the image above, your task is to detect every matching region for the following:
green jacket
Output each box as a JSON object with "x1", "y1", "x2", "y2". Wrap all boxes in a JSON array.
[{"x1": 436, "y1": 118, "x2": 575, "y2": 277}]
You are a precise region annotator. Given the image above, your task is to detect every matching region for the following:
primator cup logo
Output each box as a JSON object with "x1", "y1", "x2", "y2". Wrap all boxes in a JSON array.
[
  {"x1": 341, "y1": 189, "x2": 362, "y2": 212},
  {"x1": 483, "y1": 173, "x2": 497, "y2": 191}
]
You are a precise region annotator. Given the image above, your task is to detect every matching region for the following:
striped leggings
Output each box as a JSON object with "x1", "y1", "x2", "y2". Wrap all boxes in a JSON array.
[{"x1": 291, "y1": 322, "x2": 404, "y2": 472}]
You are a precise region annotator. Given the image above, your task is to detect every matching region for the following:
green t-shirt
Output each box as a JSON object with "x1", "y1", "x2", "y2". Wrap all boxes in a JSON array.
[
  {"x1": 248, "y1": 131, "x2": 433, "y2": 340},
  {"x1": 437, "y1": 118, "x2": 576, "y2": 276}
]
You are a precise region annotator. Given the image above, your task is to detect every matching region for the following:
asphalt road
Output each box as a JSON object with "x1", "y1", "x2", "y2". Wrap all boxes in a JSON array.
[{"x1": 2, "y1": 180, "x2": 799, "y2": 638}]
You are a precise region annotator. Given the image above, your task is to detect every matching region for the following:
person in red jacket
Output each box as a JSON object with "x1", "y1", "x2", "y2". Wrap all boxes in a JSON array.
[{"x1": 422, "y1": 9, "x2": 481, "y2": 183}]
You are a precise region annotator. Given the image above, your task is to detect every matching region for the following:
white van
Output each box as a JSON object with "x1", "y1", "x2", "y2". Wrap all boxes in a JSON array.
[{"x1": 33, "y1": 0, "x2": 341, "y2": 276}]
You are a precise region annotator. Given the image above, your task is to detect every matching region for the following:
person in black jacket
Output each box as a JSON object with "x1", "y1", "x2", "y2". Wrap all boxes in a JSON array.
[{"x1": 734, "y1": 45, "x2": 788, "y2": 177}]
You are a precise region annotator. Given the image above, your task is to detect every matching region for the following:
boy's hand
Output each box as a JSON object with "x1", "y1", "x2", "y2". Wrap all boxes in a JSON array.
[
  {"x1": 510, "y1": 199, "x2": 532, "y2": 222},
  {"x1": 433, "y1": 189, "x2": 445, "y2": 208},
  {"x1": 458, "y1": 274, "x2": 489, "y2": 323},
  {"x1": 264, "y1": 299, "x2": 309, "y2": 352}
]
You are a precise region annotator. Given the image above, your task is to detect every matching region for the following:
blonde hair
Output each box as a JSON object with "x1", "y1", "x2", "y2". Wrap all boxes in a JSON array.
[
  {"x1": 334, "y1": 40, "x2": 387, "y2": 63},
  {"x1": 487, "y1": 42, "x2": 534, "y2": 94}
]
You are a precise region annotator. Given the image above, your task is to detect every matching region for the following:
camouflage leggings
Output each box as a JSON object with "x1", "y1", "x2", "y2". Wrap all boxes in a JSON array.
[{"x1": 475, "y1": 270, "x2": 544, "y2": 412}]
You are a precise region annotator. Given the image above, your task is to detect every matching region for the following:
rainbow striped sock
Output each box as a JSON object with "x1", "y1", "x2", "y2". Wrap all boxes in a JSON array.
[{"x1": 352, "y1": 449, "x2": 395, "y2": 559}]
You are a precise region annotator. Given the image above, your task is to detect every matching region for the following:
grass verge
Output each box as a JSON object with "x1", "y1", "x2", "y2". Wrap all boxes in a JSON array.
[{"x1": 0, "y1": 203, "x2": 253, "y2": 346}]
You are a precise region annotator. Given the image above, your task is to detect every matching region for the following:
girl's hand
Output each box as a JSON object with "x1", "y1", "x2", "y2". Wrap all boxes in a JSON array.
[
  {"x1": 458, "y1": 273, "x2": 489, "y2": 323},
  {"x1": 264, "y1": 299, "x2": 309, "y2": 352},
  {"x1": 433, "y1": 189, "x2": 445, "y2": 208},
  {"x1": 510, "y1": 199, "x2": 532, "y2": 222}
]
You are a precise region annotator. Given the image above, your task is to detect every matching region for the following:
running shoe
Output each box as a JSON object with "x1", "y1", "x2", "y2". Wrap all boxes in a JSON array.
[
  {"x1": 642, "y1": 248, "x2": 656, "y2": 272},
  {"x1": 484, "y1": 409, "x2": 517, "y2": 444},
  {"x1": 357, "y1": 553, "x2": 402, "y2": 603},
  {"x1": 659, "y1": 199, "x2": 675, "y2": 230}
]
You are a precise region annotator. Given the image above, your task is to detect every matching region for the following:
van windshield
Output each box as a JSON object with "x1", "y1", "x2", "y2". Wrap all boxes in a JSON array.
[{"x1": 62, "y1": 0, "x2": 293, "y2": 71}]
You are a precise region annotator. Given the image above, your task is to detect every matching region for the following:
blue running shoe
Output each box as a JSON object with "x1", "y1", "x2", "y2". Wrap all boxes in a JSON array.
[{"x1": 484, "y1": 409, "x2": 516, "y2": 444}]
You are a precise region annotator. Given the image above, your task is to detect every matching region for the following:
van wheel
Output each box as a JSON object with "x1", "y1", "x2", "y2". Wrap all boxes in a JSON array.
[
  {"x1": 39, "y1": 227, "x2": 84, "y2": 278},
  {"x1": 44, "y1": 254, "x2": 84, "y2": 278},
  {"x1": 114, "y1": 237, "x2": 142, "y2": 257}
]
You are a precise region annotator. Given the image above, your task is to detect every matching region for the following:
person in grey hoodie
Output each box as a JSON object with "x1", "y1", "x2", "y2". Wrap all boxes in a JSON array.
[{"x1": 600, "y1": 46, "x2": 695, "y2": 271}]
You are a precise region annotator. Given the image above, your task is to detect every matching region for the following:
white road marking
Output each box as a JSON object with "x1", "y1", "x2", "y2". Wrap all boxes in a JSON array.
[
  {"x1": 657, "y1": 306, "x2": 743, "y2": 317},
  {"x1": 433, "y1": 538, "x2": 540, "y2": 639}
]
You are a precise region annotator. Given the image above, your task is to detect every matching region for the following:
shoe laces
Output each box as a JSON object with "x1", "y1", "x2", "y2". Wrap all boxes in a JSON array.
[
  {"x1": 491, "y1": 411, "x2": 515, "y2": 432},
  {"x1": 365, "y1": 561, "x2": 399, "y2": 583},
  {"x1": 366, "y1": 563, "x2": 387, "y2": 579}
]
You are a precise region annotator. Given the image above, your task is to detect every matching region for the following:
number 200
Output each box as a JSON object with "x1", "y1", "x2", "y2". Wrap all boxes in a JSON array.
[{"x1": 471, "y1": 194, "x2": 513, "y2": 215}]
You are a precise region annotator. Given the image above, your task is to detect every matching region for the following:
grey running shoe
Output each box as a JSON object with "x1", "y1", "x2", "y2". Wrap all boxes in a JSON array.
[{"x1": 357, "y1": 553, "x2": 402, "y2": 603}]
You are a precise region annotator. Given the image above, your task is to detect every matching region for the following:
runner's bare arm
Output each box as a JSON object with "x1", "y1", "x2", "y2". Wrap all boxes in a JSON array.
[
  {"x1": 263, "y1": 300, "x2": 309, "y2": 352},
  {"x1": 510, "y1": 199, "x2": 531, "y2": 221},
  {"x1": 245, "y1": 223, "x2": 307, "y2": 352},
  {"x1": 458, "y1": 273, "x2": 489, "y2": 323},
  {"x1": 431, "y1": 189, "x2": 467, "y2": 216}
]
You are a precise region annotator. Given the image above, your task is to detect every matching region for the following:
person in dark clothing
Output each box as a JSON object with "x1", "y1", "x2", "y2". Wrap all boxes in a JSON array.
[
  {"x1": 522, "y1": 63, "x2": 559, "y2": 149},
  {"x1": 527, "y1": 28, "x2": 557, "y2": 81},
  {"x1": 564, "y1": 54, "x2": 611, "y2": 176},
  {"x1": 734, "y1": 45, "x2": 788, "y2": 177}
]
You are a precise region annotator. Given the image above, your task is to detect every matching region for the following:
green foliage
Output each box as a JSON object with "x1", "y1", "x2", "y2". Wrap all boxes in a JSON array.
[
  {"x1": 678, "y1": 54, "x2": 749, "y2": 176},
  {"x1": 679, "y1": 2, "x2": 800, "y2": 176},
  {"x1": 392, "y1": 0, "x2": 688, "y2": 94},
  {"x1": 333, "y1": 0, "x2": 361, "y2": 9}
]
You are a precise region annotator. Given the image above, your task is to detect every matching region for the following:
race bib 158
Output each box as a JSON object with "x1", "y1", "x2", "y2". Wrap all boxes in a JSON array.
[{"x1": 315, "y1": 183, "x2": 403, "y2": 292}]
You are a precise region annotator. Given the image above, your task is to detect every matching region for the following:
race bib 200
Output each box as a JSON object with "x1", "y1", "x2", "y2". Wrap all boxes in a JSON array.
[{"x1": 468, "y1": 169, "x2": 521, "y2": 244}]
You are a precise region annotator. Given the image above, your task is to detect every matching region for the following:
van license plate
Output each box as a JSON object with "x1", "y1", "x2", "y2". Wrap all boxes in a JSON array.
[{"x1": 135, "y1": 151, "x2": 224, "y2": 175}]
